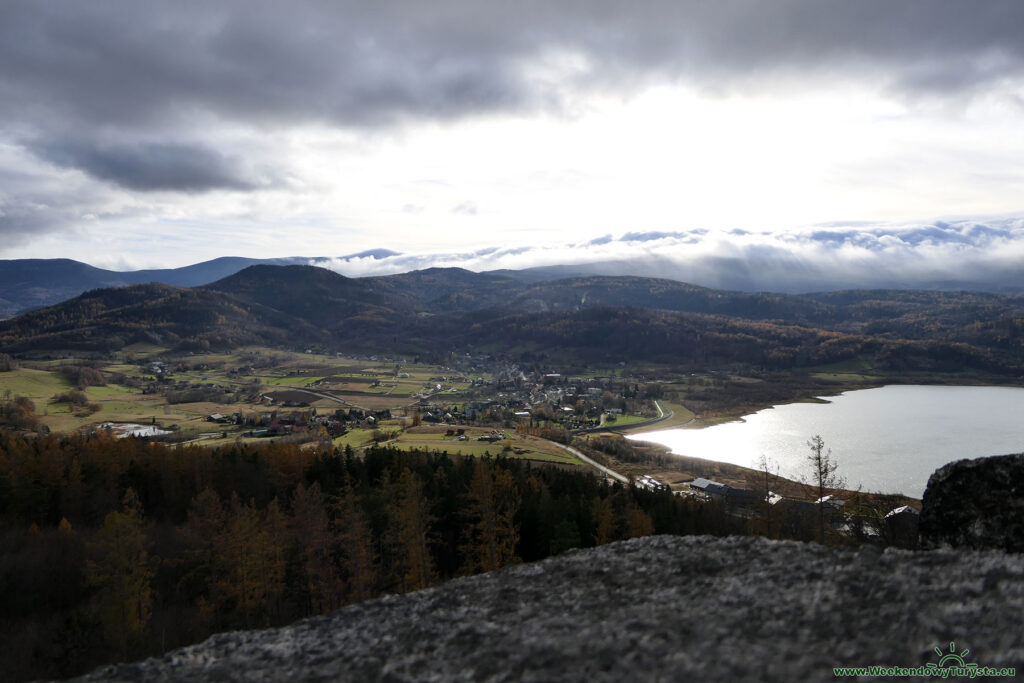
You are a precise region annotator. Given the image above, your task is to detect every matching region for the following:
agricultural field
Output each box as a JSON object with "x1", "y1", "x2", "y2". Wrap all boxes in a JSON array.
[
  {"x1": 0, "y1": 349, "x2": 498, "y2": 444},
  {"x1": 602, "y1": 413, "x2": 650, "y2": 427},
  {"x1": 389, "y1": 426, "x2": 584, "y2": 466},
  {"x1": 0, "y1": 367, "x2": 73, "y2": 399},
  {"x1": 1, "y1": 349, "x2": 712, "y2": 472}
]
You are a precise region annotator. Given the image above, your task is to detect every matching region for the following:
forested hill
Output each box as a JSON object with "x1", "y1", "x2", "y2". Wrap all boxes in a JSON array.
[
  {"x1": 2, "y1": 264, "x2": 1024, "y2": 375},
  {"x1": 0, "y1": 257, "x2": 320, "y2": 318}
]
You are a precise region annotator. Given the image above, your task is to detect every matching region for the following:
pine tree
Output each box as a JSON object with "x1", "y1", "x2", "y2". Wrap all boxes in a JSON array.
[
  {"x1": 388, "y1": 468, "x2": 435, "y2": 592},
  {"x1": 260, "y1": 497, "x2": 289, "y2": 622},
  {"x1": 181, "y1": 488, "x2": 226, "y2": 627},
  {"x1": 335, "y1": 483, "x2": 379, "y2": 604},
  {"x1": 804, "y1": 435, "x2": 845, "y2": 544},
  {"x1": 219, "y1": 494, "x2": 281, "y2": 628},
  {"x1": 292, "y1": 482, "x2": 341, "y2": 614},
  {"x1": 85, "y1": 488, "x2": 153, "y2": 661},
  {"x1": 462, "y1": 462, "x2": 520, "y2": 573},
  {"x1": 591, "y1": 495, "x2": 614, "y2": 546}
]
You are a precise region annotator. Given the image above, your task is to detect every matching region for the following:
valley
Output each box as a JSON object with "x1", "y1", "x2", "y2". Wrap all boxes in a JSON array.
[
  {"x1": 4, "y1": 261, "x2": 1022, "y2": 487},
  {"x1": 1, "y1": 263, "x2": 1015, "y2": 680}
]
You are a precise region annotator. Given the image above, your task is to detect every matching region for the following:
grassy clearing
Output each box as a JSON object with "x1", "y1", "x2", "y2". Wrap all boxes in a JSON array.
[
  {"x1": 388, "y1": 439, "x2": 581, "y2": 465},
  {"x1": 626, "y1": 401, "x2": 696, "y2": 433},
  {"x1": 811, "y1": 371, "x2": 882, "y2": 382},
  {"x1": 261, "y1": 375, "x2": 325, "y2": 387},
  {"x1": 603, "y1": 414, "x2": 649, "y2": 427},
  {"x1": 391, "y1": 426, "x2": 582, "y2": 465},
  {"x1": 332, "y1": 428, "x2": 378, "y2": 449},
  {"x1": 810, "y1": 357, "x2": 883, "y2": 382},
  {"x1": 85, "y1": 384, "x2": 142, "y2": 398},
  {"x1": 0, "y1": 368, "x2": 73, "y2": 400},
  {"x1": 121, "y1": 343, "x2": 169, "y2": 356},
  {"x1": 103, "y1": 363, "x2": 147, "y2": 375}
]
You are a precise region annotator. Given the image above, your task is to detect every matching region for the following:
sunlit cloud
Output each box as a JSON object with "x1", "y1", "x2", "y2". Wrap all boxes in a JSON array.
[{"x1": 300, "y1": 217, "x2": 1024, "y2": 293}]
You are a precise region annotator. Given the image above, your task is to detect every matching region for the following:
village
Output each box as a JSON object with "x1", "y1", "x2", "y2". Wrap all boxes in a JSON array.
[{"x1": 1, "y1": 346, "x2": 922, "y2": 546}]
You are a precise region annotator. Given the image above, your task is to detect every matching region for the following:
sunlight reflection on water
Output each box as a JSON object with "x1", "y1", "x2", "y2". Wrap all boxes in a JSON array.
[{"x1": 630, "y1": 385, "x2": 1024, "y2": 497}]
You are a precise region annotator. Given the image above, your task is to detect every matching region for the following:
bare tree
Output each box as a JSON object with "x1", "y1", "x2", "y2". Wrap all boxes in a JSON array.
[
  {"x1": 805, "y1": 435, "x2": 845, "y2": 543},
  {"x1": 755, "y1": 453, "x2": 779, "y2": 538}
]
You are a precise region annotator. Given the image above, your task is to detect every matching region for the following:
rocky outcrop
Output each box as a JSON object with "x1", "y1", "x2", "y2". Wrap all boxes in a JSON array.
[
  {"x1": 920, "y1": 453, "x2": 1024, "y2": 552},
  {"x1": 77, "y1": 535, "x2": 1024, "y2": 682}
]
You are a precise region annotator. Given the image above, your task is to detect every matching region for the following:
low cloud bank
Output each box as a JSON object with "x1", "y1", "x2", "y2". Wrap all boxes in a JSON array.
[{"x1": 306, "y1": 217, "x2": 1024, "y2": 293}]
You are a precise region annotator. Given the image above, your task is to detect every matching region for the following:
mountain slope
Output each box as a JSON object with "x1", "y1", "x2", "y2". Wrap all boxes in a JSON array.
[
  {"x1": 0, "y1": 254, "x2": 400, "y2": 319},
  {"x1": 0, "y1": 283, "x2": 328, "y2": 353},
  {"x1": 0, "y1": 257, "x2": 319, "y2": 318},
  {"x1": 0, "y1": 259, "x2": 136, "y2": 318},
  {"x1": 2, "y1": 264, "x2": 1023, "y2": 375},
  {"x1": 204, "y1": 265, "x2": 411, "y2": 322}
]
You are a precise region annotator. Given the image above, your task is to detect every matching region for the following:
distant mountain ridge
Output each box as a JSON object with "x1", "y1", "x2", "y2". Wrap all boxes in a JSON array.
[
  {"x1": 7, "y1": 247, "x2": 1024, "y2": 320},
  {"x1": 0, "y1": 252, "x2": 402, "y2": 319},
  {"x1": 3, "y1": 263, "x2": 1024, "y2": 376}
]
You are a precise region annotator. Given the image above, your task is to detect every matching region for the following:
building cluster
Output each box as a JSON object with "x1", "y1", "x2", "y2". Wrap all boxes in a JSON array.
[{"x1": 682, "y1": 477, "x2": 920, "y2": 546}]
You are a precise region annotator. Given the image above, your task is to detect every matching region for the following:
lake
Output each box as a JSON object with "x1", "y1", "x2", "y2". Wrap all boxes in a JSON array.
[{"x1": 630, "y1": 385, "x2": 1024, "y2": 498}]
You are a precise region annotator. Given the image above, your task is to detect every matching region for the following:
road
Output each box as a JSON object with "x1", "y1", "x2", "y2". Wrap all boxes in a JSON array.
[
  {"x1": 549, "y1": 441, "x2": 630, "y2": 484},
  {"x1": 576, "y1": 399, "x2": 675, "y2": 435},
  {"x1": 284, "y1": 388, "x2": 369, "y2": 411}
]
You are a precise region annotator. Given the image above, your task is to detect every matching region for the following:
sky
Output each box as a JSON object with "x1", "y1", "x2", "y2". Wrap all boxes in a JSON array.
[{"x1": 2, "y1": 1, "x2": 1024, "y2": 285}]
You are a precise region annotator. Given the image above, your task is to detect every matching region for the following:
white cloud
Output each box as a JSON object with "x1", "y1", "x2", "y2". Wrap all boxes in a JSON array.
[{"x1": 240, "y1": 216, "x2": 1024, "y2": 293}]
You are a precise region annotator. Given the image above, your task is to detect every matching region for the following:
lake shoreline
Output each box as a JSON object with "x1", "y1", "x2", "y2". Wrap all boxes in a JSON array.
[
  {"x1": 673, "y1": 371, "x2": 1024, "y2": 431},
  {"x1": 626, "y1": 384, "x2": 1024, "y2": 499}
]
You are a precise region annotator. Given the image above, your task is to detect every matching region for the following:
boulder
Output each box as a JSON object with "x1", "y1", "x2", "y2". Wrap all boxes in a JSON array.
[
  {"x1": 920, "y1": 453, "x2": 1024, "y2": 552},
  {"x1": 75, "y1": 535, "x2": 1024, "y2": 682}
]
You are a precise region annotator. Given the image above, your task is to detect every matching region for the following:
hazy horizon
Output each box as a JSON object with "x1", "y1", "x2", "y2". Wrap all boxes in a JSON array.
[{"x1": 8, "y1": 215, "x2": 1024, "y2": 295}]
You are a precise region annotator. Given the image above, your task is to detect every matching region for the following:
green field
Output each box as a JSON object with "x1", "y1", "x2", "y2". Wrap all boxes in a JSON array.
[
  {"x1": 603, "y1": 413, "x2": 650, "y2": 427},
  {"x1": 261, "y1": 375, "x2": 326, "y2": 387},
  {"x1": 391, "y1": 427, "x2": 582, "y2": 465},
  {"x1": 388, "y1": 440, "x2": 582, "y2": 465},
  {"x1": 623, "y1": 401, "x2": 696, "y2": 432},
  {"x1": 0, "y1": 368, "x2": 73, "y2": 399},
  {"x1": 332, "y1": 428, "x2": 378, "y2": 449},
  {"x1": 810, "y1": 357, "x2": 883, "y2": 382}
]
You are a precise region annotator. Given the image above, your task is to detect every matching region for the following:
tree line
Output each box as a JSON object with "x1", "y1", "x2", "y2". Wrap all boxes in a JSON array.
[{"x1": 0, "y1": 432, "x2": 739, "y2": 681}]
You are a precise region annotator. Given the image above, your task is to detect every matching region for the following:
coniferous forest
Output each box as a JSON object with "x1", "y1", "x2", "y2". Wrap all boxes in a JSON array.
[{"x1": 0, "y1": 433, "x2": 738, "y2": 681}]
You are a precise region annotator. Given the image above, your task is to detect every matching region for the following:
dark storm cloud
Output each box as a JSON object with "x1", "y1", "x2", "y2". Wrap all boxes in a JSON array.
[
  {"x1": 0, "y1": 159, "x2": 132, "y2": 245},
  {"x1": 2, "y1": 0, "x2": 1024, "y2": 139},
  {"x1": 32, "y1": 141, "x2": 264, "y2": 192}
]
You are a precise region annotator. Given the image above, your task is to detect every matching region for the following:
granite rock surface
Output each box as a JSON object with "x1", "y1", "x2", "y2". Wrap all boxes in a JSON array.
[
  {"x1": 77, "y1": 535, "x2": 1024, "y2": 682},
  {"x1": 920, "y1": 453, "x2": 1024, "y2": 553}
]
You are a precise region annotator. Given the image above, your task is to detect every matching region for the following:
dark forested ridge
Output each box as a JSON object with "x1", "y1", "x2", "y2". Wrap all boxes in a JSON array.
[
  {"x1": 2, "y1": 264, "x2": 1024, "y2": 375},
  {"x1": 0, "y1": 283, "x2": 331, "y2": 353},
  {"x1": 0, "y1": 257, "x2": 317, "y2": 319},
  {"x1": 0, "y1": 256, "x2": 407, "y2": 319}
]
